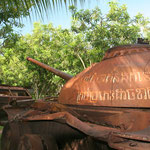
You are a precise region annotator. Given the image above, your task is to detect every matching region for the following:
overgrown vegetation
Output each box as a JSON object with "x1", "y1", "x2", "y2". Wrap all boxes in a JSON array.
[
  {"x1": 0, "y1": 1, "x2": 31, "y2": 48},
  {"x1": 0, "y1": 1, "x2": 150, "y2": 99}
]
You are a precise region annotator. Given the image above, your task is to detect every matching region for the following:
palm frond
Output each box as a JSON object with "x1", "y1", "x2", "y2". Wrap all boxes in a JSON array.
[{"x1": 4, "y1": 0, "x2": 86, "y2": 17}]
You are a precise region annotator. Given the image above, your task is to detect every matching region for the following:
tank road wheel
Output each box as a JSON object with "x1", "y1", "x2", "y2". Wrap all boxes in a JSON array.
[{"x1": 18, "y1": 134, "x2": 58, "y2": 150}]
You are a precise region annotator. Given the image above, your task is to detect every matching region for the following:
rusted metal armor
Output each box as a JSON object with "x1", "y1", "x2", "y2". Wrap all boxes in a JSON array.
[{"x1": 1, "y1": 44, "x2": 150, "y2": 150}]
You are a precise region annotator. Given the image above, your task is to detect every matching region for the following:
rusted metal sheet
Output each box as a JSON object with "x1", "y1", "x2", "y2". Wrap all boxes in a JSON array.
[
  {"x1": 112, "y1": 127, "x2": 150, "y2": 142},
  {"x1": 4, "y1": 100, "x2": 150, "y2": 136},
  {"x1": 2, "y1": 100, "x2": 150, "y2": 149},
  {"x1": 15, "y1": 105, "x2": 150, "y2": 149},
  {"x1": 4, "y1": 100, "x2": 150, "y2": 132},
  {"x1": 24, "y1": 111, "x2": 117, "y2": 141},
  {"x1": 0, "y1": 85, "x2": 33, "y2": 126},
  {"x1": 24, "y1": 110, "x2": 150, "y2": 149},
  {"x1": 59, "y1": 44, "x2": 150, "y2": 107},
  {"x1": 0, "y1": 85, "x2": 32, "y2": 106},
  {"x1": 109, "y1": 128, "x2": 150, "y2": 150},
  {"x1": 1, "y1": 118, "x2": 86, "y2": 150},
  {"x1": 0, "y1": 84, "x2": 30, "y2": 90}
]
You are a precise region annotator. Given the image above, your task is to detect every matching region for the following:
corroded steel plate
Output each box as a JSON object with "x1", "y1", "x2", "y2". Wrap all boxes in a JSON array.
[{"x1": 59, "y1": 44, "x2": 150, "y2": 107}]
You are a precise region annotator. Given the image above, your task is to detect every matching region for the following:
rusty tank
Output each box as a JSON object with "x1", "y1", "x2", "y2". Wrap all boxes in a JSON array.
[
  {"x1": 0, "y1": 85, "x2": 33, "y2": 126},
  {"x1": 1, "y1": 44, "x2": 150, "y2": 150}
]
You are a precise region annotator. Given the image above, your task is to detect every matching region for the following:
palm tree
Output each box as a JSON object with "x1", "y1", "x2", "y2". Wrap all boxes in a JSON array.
[
  {"x1": 0, "y1": 0, "x2": 85, "y2": 45},
  {"x1": 4, "y1": 0, "x2": 85, "y2": 16}
]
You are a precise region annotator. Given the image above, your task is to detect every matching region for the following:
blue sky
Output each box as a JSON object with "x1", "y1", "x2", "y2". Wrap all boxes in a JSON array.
[{"x1": 19, "y1": 0, "x2": 150, "y2": 35}]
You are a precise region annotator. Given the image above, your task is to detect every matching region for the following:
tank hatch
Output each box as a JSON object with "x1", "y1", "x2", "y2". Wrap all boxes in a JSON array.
[{"x1": 59, "y1": 44, "x2": 150, "y2": 107}]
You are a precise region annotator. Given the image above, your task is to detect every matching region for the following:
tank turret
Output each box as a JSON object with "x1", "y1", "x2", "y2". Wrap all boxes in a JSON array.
[
  {"x1": 59, "y1": 44, "x2": 150, "y2": 107},
  {"x1": 27, "y1": 44, "x2": 150, "y2": 108}
]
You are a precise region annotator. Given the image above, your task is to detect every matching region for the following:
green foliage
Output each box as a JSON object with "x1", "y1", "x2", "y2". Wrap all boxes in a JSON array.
[
  {"x1": 70, "y1": 1, "x2": 149, "y2": 51},
  {"x1": 1, "y1": 22, "x2": 90, "y2": 99},
  {"x1": 1, "y1": 1, "x2": 150, "y2": 99},
  {"x1": 0, "y1": 1, "x2": 30, "y2": 48},
  {"x1": 2, "y1": 0, "x2": 86, "y2": 18}
]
